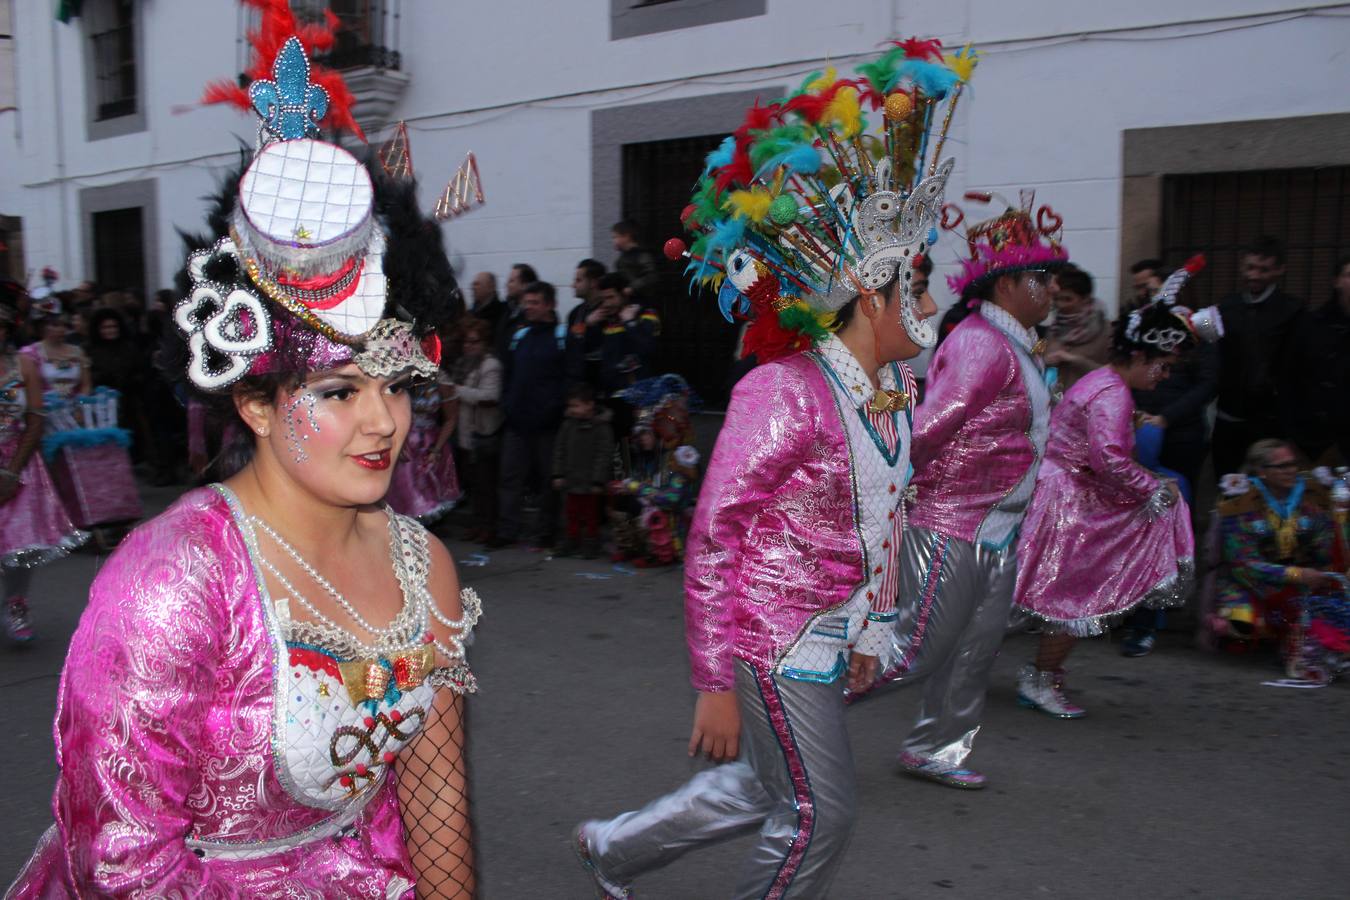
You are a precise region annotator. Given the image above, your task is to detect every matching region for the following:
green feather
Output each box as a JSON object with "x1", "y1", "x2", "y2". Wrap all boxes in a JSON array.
[{"x1": 778, "y1": 303, "x2": 831, "y2": 342}]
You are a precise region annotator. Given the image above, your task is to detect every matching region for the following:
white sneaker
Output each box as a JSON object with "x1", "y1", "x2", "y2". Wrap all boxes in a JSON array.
[{"x1": 1016, "y1": 664, "x2": 1084, "y2": 718}]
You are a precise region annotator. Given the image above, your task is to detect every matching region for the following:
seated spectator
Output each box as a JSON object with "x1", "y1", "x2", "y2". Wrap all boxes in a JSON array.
[
  {"x1": 1207, "y1": 439, "x2": 1349, "y2": 682},
  {"x1": 1280, "y1": 256, "x2": 1350, "y2": 465},
  {"x1": 448, "y1": 318, "x2": 504, "y2": 544},
  {"x1": 1044, "y1": 264, "x2": 1109, "y2": 393}
]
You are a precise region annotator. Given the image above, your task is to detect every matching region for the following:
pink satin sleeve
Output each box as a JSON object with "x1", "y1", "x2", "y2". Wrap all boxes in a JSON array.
[
  {"x1": 912, "y1": 327, "x2": 1006, "y2": 472},
  {"x1": 1083, "y1": 381, "x2": 1158, "y2": 506},
  {"x1": 50, "y1": 510, "x2": 238, "y2": 896},
  {"x1": 683, "y1": 361, "x2": 816, "y2": 692}
]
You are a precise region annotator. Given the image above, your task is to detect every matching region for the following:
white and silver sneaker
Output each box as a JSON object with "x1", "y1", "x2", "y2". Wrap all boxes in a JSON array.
[{"x1": 1016, "y1": 664, "x2": 1085, "y2": 718}]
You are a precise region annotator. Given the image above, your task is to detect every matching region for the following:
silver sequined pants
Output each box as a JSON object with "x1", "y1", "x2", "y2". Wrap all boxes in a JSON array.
[
  {"x1": 586, "y1": 660, "x2": 856, "y2": 898},
  {"x1": 876, "y1": 525, "x2": 1017, "y2": 767}
]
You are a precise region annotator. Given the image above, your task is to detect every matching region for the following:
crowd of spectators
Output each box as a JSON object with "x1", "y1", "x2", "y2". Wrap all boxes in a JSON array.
[{"x1": 441, "y1": 220, "x2": 663, "y2": 554}]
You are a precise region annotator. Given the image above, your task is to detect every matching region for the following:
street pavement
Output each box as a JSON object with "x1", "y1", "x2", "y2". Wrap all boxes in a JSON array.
[{"x1": 4, "y1": 484, "x2": 1350, "y2": 898}]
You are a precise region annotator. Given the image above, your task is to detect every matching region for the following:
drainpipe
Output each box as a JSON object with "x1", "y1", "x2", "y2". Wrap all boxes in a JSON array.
[{"x1": 48, "y1": 11, "x2": 72, "y2": 283}]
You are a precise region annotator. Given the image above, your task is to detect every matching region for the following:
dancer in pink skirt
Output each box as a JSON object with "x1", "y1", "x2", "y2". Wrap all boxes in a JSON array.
[
  {"x1": 0, "y1": 308, "x2": 88, "y2": 642},
  {"x1": 385, "y1": 380, "x2": 461, "y2": 524},
  {"x1": 1013, "y1": 260, "x2": 1222, "y2": 716}
]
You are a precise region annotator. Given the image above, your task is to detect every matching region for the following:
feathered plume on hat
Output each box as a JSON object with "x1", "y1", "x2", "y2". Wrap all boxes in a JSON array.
[
  {"x1": 662, "y1": 38, "x2": 978, "y2": 363},
  {"x1": 164, "y1": 3, "x2": 460, "y2": 394},
  {"x1": 941, "y1": 189, "x2": 1070, "y2": 302},
  {"x1": 1116, "y1": 255, "x2": 1223, "y2": 355}
]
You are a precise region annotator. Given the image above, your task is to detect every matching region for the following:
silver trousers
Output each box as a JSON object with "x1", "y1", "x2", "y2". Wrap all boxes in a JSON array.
[
  {"x1": 587, "y1": 661, "x2": 856, "y2": 899},
  {"x1": 875, "y1": 526, "x2": 1017, "y2": 767}
]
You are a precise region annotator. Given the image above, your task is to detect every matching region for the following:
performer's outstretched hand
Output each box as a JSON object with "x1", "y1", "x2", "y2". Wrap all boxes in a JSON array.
[
  {"x1": 689, "y1": 691, "x2": 741, "y2": 762},
  {"x1": 847, "y1": 652, "x2": 879, "y2": 693}
]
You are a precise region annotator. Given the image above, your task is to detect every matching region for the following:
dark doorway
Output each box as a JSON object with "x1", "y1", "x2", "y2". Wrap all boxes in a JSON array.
[
  {"x1": 1161, "y1": 166, "x2": 1350, "y2": 306},
  {"x1": 91, "y1": 207, "x2": 145, "y2": 297},
  {"x1": 622, "y1": 134, "x2": 738, "y2": 409}
]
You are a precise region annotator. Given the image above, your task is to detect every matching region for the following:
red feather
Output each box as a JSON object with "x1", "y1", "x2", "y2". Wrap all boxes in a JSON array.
[
  {"x1": 741, "y1": 313, "x2": 811, "y2": 363},
  {"x1": 1183, "y1": 254, "x2": 1207, "y2": 274},
  {"x1": 203, "y1": 0, "x2": 365, "y2": 141},
  {"x1": 783, "y1": 81, "x2": 848, "y2": 125},
  {"x1": 896, "y1": 37, "x2": 944, "y2": 61},
  {"x1": 201, "y1": 79, "x2": 250, "y2": 112}
]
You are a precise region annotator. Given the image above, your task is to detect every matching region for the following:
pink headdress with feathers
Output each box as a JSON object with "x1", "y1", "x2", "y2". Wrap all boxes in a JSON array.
[{"x1": 942, "y1": 190, "x2": 1069, "y2": 302}]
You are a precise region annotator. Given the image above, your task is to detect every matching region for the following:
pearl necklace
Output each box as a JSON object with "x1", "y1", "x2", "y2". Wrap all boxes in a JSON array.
[
  {"x1": 246, "y1": 512, "x2": 478, "y2": 663},
  {"x1": 251, "y1": 514, "x2": 406, "y2": 641}
]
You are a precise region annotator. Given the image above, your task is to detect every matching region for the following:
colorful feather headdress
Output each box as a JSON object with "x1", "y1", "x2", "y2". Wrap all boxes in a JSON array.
[{"x1": 663, "y1": 38, "x2": 978, "y2": 363}]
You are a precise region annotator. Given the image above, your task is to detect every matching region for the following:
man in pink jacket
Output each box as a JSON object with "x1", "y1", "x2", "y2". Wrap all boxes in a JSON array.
[
  {"x1": 573, "y1": 50, "x2": 969, "y2": 896},
  {"x1": 865, "y1": 196, "x2": 1071, "y2": 790}
]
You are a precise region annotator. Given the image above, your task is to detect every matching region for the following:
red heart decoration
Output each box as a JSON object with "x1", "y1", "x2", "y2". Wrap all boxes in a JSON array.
[
  {"x1": 1036, "y1": 206, "x2": 1063, "y2": 237},
  {"x1": 940, "y1": 203, "x2": 965, "y2": 231}
]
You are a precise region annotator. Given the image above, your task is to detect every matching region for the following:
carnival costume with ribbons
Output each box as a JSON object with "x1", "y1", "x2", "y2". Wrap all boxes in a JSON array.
[
  {"x1": 7, "y1": 5, "x2": 478, "y2": 898},
  {"x1": 580, "y1": 40, "x2": 972, "y2": 898}
]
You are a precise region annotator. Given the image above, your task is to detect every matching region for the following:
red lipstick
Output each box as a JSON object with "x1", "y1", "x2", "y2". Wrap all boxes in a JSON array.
[{"x1": 352, "y1": 449, "x2": 391, "y2": 471}]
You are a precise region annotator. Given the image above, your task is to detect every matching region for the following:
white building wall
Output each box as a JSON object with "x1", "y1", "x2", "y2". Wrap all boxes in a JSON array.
[{"x1": 1, "y1": 0, "x2": 1347, "y2": 319}]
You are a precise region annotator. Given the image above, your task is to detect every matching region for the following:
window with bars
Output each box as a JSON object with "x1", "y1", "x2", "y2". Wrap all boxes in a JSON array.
[
  {"x1": 1161, "y1": 166, "x2": 1350, "y2": 307},
  {"x1": 88, "y1": 0, "x2": 136, "y2": 121},
  {"x1": 303, "y1": 0, "x2": 401, "y2": 71},
  {"x1": 622, "y1": 135, "x2": 738, "y2": 408}
]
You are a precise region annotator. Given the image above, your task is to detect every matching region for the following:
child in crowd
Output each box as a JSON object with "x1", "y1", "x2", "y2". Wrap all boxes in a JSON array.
[{"x1": 552, "y1": 383, "x2": 614, "y2": 558}]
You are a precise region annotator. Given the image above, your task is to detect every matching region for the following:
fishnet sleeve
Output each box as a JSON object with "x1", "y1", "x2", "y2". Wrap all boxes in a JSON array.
[{"x1": 398, "y1": 685, "x2": 475, "y2": 898}]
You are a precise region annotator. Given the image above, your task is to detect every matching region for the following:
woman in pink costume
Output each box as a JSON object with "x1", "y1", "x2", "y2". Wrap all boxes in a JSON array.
[
  {"x1": 20, "y1": 310, "x2": 143, "y2": 531},
  {"x1": 0, "y1": 308, "x2": 87, "y2": 643},
  {"x1": 7, "y1": 18, "x2": 478, "y2": 899},
  {"x1": 1013, "y1": 265, "x2": 1222, "y2": 716},
  {"x1": 384, "y1": 379, "x2": 461, "y2": 524}
]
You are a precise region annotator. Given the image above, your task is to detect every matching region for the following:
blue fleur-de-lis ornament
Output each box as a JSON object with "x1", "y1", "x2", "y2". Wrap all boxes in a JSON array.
[{"x1": 249, "y1": 36, "x2": 330, "y2": 142}]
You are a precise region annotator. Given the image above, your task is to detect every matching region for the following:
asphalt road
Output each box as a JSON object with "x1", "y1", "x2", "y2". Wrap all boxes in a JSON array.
[{"x1": 5, "y1": 485, "x2": 1349, "y2": 898}]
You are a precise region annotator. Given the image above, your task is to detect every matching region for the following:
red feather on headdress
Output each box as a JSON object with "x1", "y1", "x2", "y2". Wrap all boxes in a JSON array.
[
  {"x1": 782, "y1": 81, "x2": 847, "y2": 125},
  {"x1": 201, "y1": 0, "x2": 365, "y2": 141},
  {"x1": 896, "y1": 37, "x2": 944, "y2": 61}
]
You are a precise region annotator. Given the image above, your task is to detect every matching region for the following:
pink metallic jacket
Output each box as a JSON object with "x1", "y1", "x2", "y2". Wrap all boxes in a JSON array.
[
  {"x1": 684, "y1": 354, "x2": 866, "y2": 693},
  {"x1": 8, "y1": 490, "x2": 420, "y2": 898},
  {"x1": 909, "y1": 312, "x2": 1037, "y2": 543}
]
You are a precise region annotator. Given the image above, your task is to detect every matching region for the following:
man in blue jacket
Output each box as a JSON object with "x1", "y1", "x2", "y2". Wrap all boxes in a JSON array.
[{"x1": 490, "y1": 281, "x2": 568, "y2": 549}]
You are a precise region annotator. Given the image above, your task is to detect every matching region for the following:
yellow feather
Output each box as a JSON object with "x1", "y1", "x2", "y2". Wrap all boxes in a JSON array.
[
  {"x1": 806, "y1": 66, "x2": 838, "y2": 94},
  {"x1": 944, "y1": 44, "x2": 979, "y2": 83},
  {"x1": 823, "y1": 86, "x2": 862, "y2": 139},
  {"x1": 727, "y1": 187, "x2": 774, "y2": 223}
]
